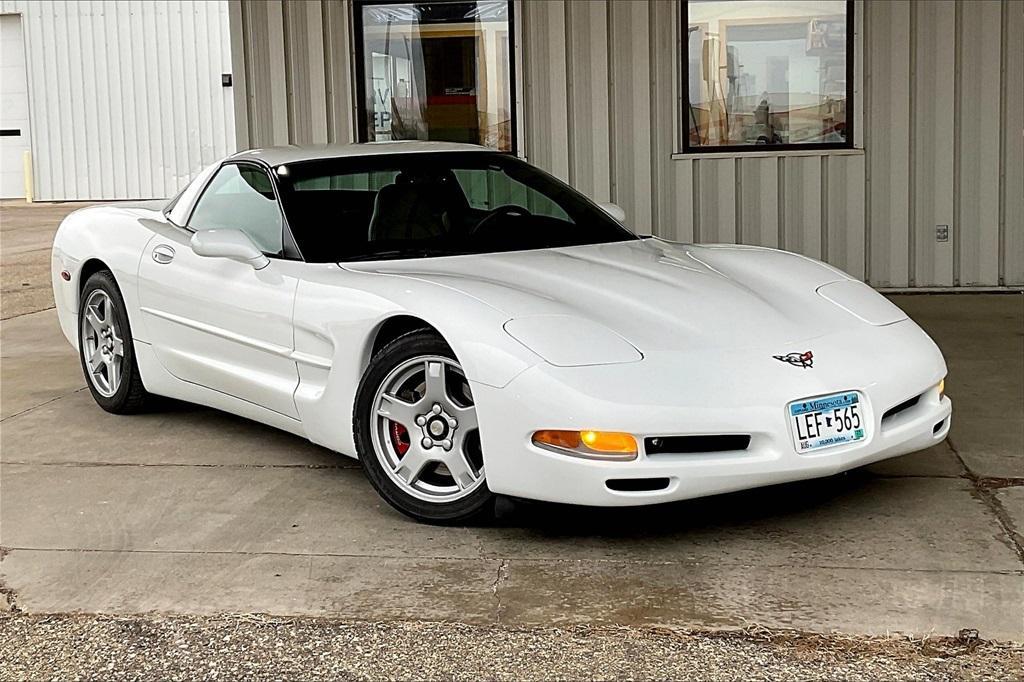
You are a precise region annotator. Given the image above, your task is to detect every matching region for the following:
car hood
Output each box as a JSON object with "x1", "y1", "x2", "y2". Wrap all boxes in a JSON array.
[{"x1": 342, "y1": 239, "x2": 892, "y2": 353}]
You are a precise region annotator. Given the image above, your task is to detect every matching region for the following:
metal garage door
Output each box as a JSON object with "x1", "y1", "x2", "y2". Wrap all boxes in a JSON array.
[{"x1": 0, "y1": 13, "x2": 30, "y2": 198}]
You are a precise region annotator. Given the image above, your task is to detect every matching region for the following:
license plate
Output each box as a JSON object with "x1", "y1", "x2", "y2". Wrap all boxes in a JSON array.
[{"x1": 789, "y1": 391, "x2": 867, "y2": 452}]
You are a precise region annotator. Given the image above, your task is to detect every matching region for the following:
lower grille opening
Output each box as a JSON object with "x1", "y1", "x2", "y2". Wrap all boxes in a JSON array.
[
  {"x1": 606, "y1": 477, "x2": 671, "y2": 492},
  {"x1": 933, "y1": 419, "x2": 946, "y2": 434},
  {"x1": 644, "y1": 434, "x2": 751, "y2": 455},
  {"x1": 882, "y1": 395, "x2": 921, "y2": 422}
]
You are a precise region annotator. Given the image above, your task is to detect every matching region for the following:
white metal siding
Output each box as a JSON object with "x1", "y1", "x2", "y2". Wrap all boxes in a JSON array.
[
  {"x1": 230, "y1": 0, "x2": 1022, "y2": 288},
  {"x1": 0, "y1": 0, "x2": 235, "y2": 201}
]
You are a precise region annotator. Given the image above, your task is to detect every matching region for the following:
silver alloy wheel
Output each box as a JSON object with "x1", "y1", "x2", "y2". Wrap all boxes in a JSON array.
[
  {"x1": 370, "y1": 355, "x2": 485, "y2": 503},
  {"x1": 80, "y1": 289, "x2": 125, "y2": 398}
]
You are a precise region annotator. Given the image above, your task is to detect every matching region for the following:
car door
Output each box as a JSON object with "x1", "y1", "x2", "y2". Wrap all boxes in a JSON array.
[{"x1": 137, "y1": 162, "x2": 301, "y2": 418}]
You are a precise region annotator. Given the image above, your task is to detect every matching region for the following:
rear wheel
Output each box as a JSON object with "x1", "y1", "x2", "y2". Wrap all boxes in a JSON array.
[
  {"x1": 78, "y1": 270, "x2": 151, "y2": 413},
  {"x1": 354, "y1": 330, "x2": 493, "y2": 524}
]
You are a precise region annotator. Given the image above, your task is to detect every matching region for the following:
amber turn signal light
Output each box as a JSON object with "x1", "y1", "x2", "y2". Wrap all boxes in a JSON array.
[{"x1": 532, "y1": 430, "x2": 638, "y2": 460}]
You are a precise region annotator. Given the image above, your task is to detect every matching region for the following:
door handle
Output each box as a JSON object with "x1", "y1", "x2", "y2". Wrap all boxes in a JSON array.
[{"x1": 152, "y1": 244, "x2": 175, "y2": 264}]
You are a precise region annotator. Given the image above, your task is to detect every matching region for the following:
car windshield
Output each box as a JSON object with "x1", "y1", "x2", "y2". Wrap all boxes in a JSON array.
[{"x1": 273, "y1": 152, "x2": 638, "y2": 262}]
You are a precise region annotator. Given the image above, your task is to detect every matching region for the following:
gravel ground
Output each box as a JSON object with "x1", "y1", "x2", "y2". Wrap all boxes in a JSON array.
[{"x1": 0, "y1": 614, "x2": 1021, "y2": 681}]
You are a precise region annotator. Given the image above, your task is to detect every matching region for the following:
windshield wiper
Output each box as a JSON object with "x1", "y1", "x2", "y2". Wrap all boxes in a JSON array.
[{"x1": 340, "y1": 248, "x2": 469, "y2": 263}]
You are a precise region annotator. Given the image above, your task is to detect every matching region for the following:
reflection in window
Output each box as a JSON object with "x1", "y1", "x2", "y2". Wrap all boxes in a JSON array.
[
  {"x1": 189, "y1": 165, "x2": 283, "y2": 255},
  {"x1": 684, "y1": 0, "x2": 851, "y2": 150},
  {"x1": 356, "y1": 1, "x2": 514, "y2": 151}
]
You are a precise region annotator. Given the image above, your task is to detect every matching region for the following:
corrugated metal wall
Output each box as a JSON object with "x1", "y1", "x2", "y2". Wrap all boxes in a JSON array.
[
  {"x1": 230, "y1": 0, "x2": 1022, "y2": 288},
  {"x1": 0, "y1": 0, "x2": 235, "y2": 201}
]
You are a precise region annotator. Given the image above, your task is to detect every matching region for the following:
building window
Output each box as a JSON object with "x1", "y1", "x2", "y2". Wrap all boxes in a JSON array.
[
  {"x1": 353, "y1": 0, "x2": 516, "y2": 152},
  {"x1": 682, "y1": 0, "x2": 853, "y2": 152}
]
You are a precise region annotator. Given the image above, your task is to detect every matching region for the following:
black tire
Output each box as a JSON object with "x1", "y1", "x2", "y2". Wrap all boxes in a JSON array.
[
  {"x1": 78, "y1": 270, "x2": 152, "y2": 414},
  {"x1": 354, "y1": 330, "x2": 494, "y2": 524}
]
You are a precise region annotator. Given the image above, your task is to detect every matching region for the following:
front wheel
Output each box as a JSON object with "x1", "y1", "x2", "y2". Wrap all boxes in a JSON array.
[
  {"x1": 78, "y1": 270, "x2": 152, "y2": 414},
  {"x1": 354, "y1": 330, "x2": 493, "y2": 524}
]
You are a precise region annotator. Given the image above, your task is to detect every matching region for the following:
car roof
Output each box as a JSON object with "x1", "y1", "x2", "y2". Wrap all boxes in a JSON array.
[{"x1": 228, "y1": 141, "x2": 493, "y2": 167}]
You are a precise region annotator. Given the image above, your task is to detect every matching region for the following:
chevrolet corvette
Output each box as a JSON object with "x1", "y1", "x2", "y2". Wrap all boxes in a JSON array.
[{"x1": 51, "y1": 142, "x2": 951, "y2": 523}]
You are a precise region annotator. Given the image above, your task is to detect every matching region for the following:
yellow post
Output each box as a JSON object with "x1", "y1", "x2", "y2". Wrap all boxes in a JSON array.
[{"x1": 22, "y1": 150, "x2": 33, "y2": 203}]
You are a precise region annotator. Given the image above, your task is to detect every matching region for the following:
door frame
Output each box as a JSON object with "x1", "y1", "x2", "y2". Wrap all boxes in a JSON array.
[{"x1": 0, "y1": 12, "x2": 33, "y2": 200}]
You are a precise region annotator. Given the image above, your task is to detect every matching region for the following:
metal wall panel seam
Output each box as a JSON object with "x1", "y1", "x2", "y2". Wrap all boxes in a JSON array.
[
  {"x1": 564, "y1": 0, "x2": 574, "y2": 188},
  {"x1": 193, "y1": 2, "x2": 216, "y2": 165},
  {"x1": 280, "y1": 0, "x2": 295, "y2": 142},
  {"x1": 82, "y1": 0, "x2": 103, "y2": 198},
  {"x1": 776, "y1": 155, "x2": 785, "y2": 251},
  {"x1": 691, "y1": 158, "x2": 700, "y2": 243},
  {"x1": 154, "y1": 0, "x2": 174, "y2": 196},
  {"x1": 734, "y1": 157, "x2": 742, "y2": 244},
  {"x1": 320, "y1": 0, "x2": 337, "y2": 144},
  {"x1": 141, "y1": 0, "x2": 162, "y2": 194},
  {"x1": 305, "y1": 0, "x2": 328, "y2": 144},
  {"x1": 606, "y1": 0, "x2": 615, "y2": 204},
  {"x1": 820, "y1": 155, "x2": 829, "y2": 266},
  {"x1": 228, "y1": 0, "x2": 250, "y2": 149},
  {"x1": 647, "y1": 0, "x2": 659, "y2": 237},
  {"x1": 30, "y1": 2, "x2": 56, "y2": 198},
  {"x1": 997, "y1": 0, "x2": 1008, "y2": 286},
  {"x1": 190, "y1": 2, "x2": 208, "y2": 178},
  {"x1": 907, "y1": 0, "x2": 916, "y2": 286},
  {"x1": 512, "y1": 0, "x2": 527, "y2": 158},
  {"x1": 52, "y1": 1, "x2": 74, "y2": 197},
  {"x1": 862, "y1": 0, "x2": 871, "y2": 283},
  {"x1": 853, "y1": 0, "x2": 865, "y2": 148},
  {"x1": 120, "y1": 1, "x2": 139, "y2": 197},
  {"x1": 952, "y1": 0, "x2": 962, "y2": 286},
  {"x1": 266, "y1": 0, "x2": 289, "y2": 145}
]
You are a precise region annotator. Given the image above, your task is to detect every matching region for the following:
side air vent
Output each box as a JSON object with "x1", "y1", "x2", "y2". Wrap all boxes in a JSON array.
[
  {"x1": 882, "y1": 395, "x2": 920, "y2": 422},
  {"x1": 644, "y1": 435, "x2": 751, "y2": 455}
]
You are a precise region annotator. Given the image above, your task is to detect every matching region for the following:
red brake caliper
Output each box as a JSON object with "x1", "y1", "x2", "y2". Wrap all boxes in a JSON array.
[{"x1": 389, "y1": 420, "x2": 411, "y2": 455}]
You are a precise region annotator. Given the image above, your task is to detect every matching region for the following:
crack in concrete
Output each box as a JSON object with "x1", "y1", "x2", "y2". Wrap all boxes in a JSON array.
[
  {"x1": 0, "y1": 387, "x2": 87, "y2": 423},
  {"x1": 975, "y1": 477, "x2": 1024, "y2": 490},
  {"x1": 7, "y1": 546, "x2": 1020, "y2": 576},
  {"x1": 948, "y1": 436, "x2": 1024, "y2": 568},
  {"x1": 491, "y1": 559, "x2": 510, "y2": 624},
  {"x1": 0, "y1": 305, "x2": 56, "y2": 322}
]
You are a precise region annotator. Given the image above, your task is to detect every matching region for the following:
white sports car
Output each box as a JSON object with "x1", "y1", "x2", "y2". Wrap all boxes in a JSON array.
[{"x1": 51, "y1": 142, "x2": 951, "y2": 523}]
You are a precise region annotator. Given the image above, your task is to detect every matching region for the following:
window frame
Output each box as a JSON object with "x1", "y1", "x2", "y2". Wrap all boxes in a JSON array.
[
  {"x1": 184, "y1": 160, "x2": 303, "y2": 261},
  {"x1": 351, "y1": 0, "x2": 519, "y2": 154},
  {"x1": 679, "y1": 0, "x2": 855, "y2": 154}
]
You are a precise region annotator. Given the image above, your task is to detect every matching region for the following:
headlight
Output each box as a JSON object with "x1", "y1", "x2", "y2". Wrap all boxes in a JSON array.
[
  {"x1": 816, "y1": 280, "x2": 908, "y2": 326},
  {"x1": 938, "y1": 378, "x2": 945, "y2": 399},
  {"x1": 503, "y1": 315, "x2": 641, "y2": 367},
  {"x1": 532, "y1": 429, "x2": 638, "y2": 460}
]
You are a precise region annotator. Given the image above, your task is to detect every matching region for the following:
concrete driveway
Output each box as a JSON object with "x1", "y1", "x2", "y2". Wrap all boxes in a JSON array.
[{"x1": 1, "y1": 202, "x2": 1022, "y2": 641}]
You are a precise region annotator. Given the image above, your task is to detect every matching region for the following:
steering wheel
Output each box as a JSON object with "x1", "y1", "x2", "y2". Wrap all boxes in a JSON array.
[{"x1": 469, "y1": 205, "x2": 531, "y2": 237}]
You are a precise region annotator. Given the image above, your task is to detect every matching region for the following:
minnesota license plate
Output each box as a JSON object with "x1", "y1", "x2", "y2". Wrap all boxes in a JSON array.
[{"x1": 789, "y1": 391, "x2": 867, "y2": 452}]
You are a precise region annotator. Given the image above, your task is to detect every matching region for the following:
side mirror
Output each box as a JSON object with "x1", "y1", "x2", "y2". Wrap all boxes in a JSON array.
[
  {"x1": 597, "y1": 202, "x2": 626, "y2": 223},
  {"x1": 189, "y1": 229, "x2": 270, "y2": 270}
]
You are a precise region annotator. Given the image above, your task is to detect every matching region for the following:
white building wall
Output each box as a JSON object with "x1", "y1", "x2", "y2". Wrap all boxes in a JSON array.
[
  {"x1": 231, "y1": 0, "x2": 1022, "y2": 288},
  {"x1": 0, "y1": 0, "x2": 235, "y2": 201}
]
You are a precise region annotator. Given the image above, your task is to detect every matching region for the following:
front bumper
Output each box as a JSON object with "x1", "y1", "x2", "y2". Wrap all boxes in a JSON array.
[{"x1": 473, "y1": 320, "x2": 951, "y2": 506}]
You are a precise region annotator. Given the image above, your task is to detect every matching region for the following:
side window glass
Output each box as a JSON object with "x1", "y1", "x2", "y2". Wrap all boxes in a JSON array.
[{"x1": 189, "y1": 165, "x2": 284, "y2": 255}]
